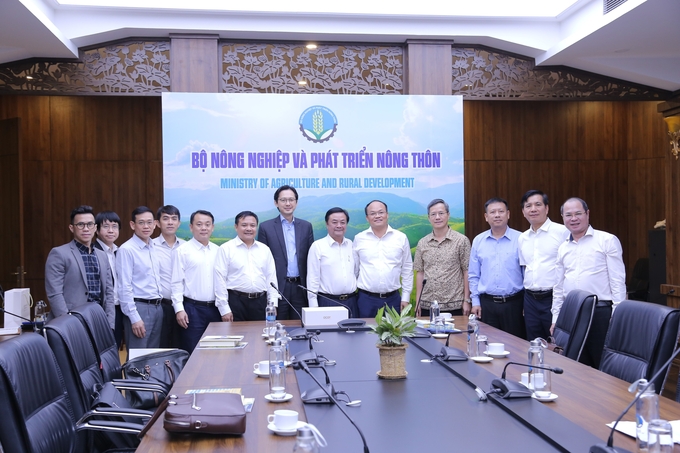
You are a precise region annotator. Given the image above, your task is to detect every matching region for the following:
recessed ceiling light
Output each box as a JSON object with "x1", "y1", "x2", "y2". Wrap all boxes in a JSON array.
[
  {"x1": 25, "y1": 76, "x2": 33, "y2": 80},
  {"x1": 306, "y1": 44, "x2": 317, "y2": 49},
  {"x1": 298, "y1": 80, "x2": 307, "y2": 85}
]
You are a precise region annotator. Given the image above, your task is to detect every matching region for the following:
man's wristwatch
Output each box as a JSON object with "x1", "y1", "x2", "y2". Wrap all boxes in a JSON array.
[{"x1": 463, "y1": 299, "x2": 472, "y2": 304}]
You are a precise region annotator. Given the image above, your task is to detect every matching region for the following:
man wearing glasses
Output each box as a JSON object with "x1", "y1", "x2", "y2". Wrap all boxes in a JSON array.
[
  {"x1": 414, "y1": 199, "x2": 471, "y2": 318},
  {"x1": 354, "y1": 200, "x2": 413, "y2": 317},
  {"x1": 551, "y1": 197, "x2": 626, "y2": 368},
  {"x1": 116, "y1": 206, "x2": 164, "y2": 350},
  {"x1": 258, "y1": 185, "x2": 314, "y2": 320},
  {"x1": 94, "y1": 210, "x2": 124, "y2": 346},
  {"x1": 45, "y1": 205, "x2": 115, "y2": 328}
]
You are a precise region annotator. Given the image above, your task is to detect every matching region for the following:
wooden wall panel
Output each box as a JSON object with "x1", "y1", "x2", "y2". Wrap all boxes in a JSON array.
[
  {"x1": 405, "y1": 41, "x2": 453, "y2": 95},
  {"x1": 464, "y1": 100, "x2": 666, "y2": 282},
  {"x1": 170, "y1": 36, "x2": 219, "y2": 93}
]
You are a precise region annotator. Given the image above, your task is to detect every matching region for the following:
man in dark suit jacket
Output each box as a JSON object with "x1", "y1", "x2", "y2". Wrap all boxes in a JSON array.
[
  {"x1": 45, "y1": 205, "x2": 115, "y2": 328},
  {"x1": 258, "y1": 185, "x2": 315, "y2": 320}
]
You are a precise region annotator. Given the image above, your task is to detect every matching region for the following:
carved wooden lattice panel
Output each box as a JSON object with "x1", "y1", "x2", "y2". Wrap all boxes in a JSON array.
[
  {"x1": 221, "y1": 43, "x2": 403, "y2": 94},
  {"x1": 0, "y1": 41, "x2": 170, "y2": 94},
  {"x1": 452, "y1": 47, "x2": 664, "y2": 99}
]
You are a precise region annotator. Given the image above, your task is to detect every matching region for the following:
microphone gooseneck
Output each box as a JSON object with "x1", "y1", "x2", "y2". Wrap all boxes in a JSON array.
[
  {"x1": 270, "y1": 282, "x2": 304, "y2": 328},
  {"x1": 415, "y1": 278, "x2": 427, "y2": 316},
  {"x1": 293, "y1": 359, "x2": 370, "y2": 453}
]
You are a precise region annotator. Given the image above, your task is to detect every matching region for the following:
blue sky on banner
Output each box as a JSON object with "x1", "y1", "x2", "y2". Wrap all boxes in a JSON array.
[{"x1": 162, "y1": 93, "x2": 464, "y2": 226}]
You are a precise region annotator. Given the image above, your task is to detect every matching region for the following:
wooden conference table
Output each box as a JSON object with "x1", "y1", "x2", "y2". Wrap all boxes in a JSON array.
[{"x1": 137, "y1": 317, "x2": 680, "y2": 452}]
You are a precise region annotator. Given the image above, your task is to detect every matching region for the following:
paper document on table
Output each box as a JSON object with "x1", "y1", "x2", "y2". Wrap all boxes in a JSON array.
[{"x1": 606, "y1": 420, "x2": 680, "y2": 443}]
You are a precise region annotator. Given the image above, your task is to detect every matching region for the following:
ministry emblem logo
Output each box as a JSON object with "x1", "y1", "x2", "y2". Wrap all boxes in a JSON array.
[{"x1": 299, "y1": 105, "x2": 338, "y2": 143}]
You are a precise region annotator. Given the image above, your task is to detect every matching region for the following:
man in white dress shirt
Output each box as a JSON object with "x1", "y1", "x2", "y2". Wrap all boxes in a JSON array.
[
  {"x1": 214, "y1": 211, "x2": 278, "y2": 322},
  {"x1": 518, "y1": 190, "x2": 568, "y2": 341},
  {"x1": 152, "y1": 205, "x2": 185, "y2": 348},
  {"x1": 551, "y1": 197, "x2": 626, "y2": 368},
  {"x1": 171, "y1": 210, "x2": 219, "y2": 353},
  {"x1": 353, "y1": 200, "x2": 413, "y2": 318},
  {"x1": 94, "y1": 210, "x2": 123, "y2": 347},
  {"x1": 116, "y1": 206, "x2": 163, "y2": 351},
  {"x1": 306, "y1": 207, "x2": 358, "y2": 317}
]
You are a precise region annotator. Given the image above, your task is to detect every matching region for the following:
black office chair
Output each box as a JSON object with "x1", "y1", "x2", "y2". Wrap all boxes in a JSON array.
[
  {"x1": 552, "y1": 290, "x2": 597, "y2": 362},
  {"x1": 44, "y1": 314, "x2": 158, "y2": 451},
  {"x1": 600, "y1": 300, "x2": 680, "y2": 394},
  {"x1": 70, "y1": 303, "x2": 123, "y2": 383},
  {"x1": 0, "y1": 333, "x2": 143, "y2": 453}
]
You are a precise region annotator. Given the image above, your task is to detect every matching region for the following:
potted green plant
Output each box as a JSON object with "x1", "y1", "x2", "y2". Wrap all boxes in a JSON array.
[{"x1": 370, "y1": 303, "x2": 417, "y2": 379}]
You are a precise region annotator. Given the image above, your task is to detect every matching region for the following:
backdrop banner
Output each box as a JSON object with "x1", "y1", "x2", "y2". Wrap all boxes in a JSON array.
[{"x1": 162, "y1": 93, "x2": 464, "y2": 246}]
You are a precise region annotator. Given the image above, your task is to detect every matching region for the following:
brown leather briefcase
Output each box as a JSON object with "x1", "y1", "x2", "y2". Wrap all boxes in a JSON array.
[{"x1": 162, "y1": 393, "x2": 247, "y2": 435}]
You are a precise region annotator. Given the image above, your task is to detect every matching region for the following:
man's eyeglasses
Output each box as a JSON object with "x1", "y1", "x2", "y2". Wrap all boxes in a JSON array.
[
  {"x1": 429, "y1": 211, "x2": 448, "y2": 218},
  {"x1": 278, "y1": 198, "x2": 297, "y2": 204},
  {"x1": 73, "y1": 222, "x2": 96, "y2": 230}
]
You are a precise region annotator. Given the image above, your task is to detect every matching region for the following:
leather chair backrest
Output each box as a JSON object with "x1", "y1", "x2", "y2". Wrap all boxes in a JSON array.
[
  {"x1": 600, "y1": 300, "x2": 680, "y2": 393},
  {"x1": 70, "y1": 303, "x2": 122, "y2": 382},
  {"x1": 553, "y1": 290, "x2": 597, "y2": 361},
  {"x1": 45, "y1": 315, "x2": 102, "y2": 416},
  {"x1": 0, "y1": 333, "x2": 76, "y2": 453}
]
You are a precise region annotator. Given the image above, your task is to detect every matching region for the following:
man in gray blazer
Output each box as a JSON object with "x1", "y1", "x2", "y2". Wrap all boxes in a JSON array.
[
  {"x1": 258, "y1": 185, "x2": 314, "y2": 320},
  {"x1": 45, "y1": 205, "x2": 115, "y2": 328}
]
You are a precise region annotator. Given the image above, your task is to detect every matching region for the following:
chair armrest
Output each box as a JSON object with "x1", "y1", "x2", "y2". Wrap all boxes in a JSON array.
[{"x1": 76, "y1": 419, "x2": 143, "y2": 434}]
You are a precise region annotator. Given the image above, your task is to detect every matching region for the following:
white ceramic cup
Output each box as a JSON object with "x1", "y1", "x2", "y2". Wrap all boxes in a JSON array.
[
  {"x1": 267, "y1": 410, "x2": 298, "y2": 430},
  {"x1": 488, "y1": 343, "x2": 505, "y2": 355},
  {"x1": 520, "y1": 372, "x2": 529, "y2": 386},
  {"x1": 440, "y1": 313, "x2": 452, "y2": 320},
  {"x1": 254, "y1": 361, "x2": 269, "y2": 373}
]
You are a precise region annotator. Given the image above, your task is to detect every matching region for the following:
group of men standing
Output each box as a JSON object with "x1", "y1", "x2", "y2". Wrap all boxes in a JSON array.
[
  {"x1": 467, "y1": 191, "x2": 626, "y2": 368},
  {"x1": 44, "y1": 185, "x2": 625, "y2": 367}
]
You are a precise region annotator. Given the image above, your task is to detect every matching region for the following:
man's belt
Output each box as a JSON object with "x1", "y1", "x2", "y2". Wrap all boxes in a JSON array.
[
  {"x1": 285, "y1": 276, "x2": 301, "y2": 283},
  {"x1": 319, "y1": 291, "x2": 357, "y2": 301},
  {"x1": 161, "y1": 298, "x2": 173, "y2": 306},
  {"x1": 184, "y1": 296, "x2": 216, "y2": 306},
  {"x1": 358, "y1": 289, "x2": 398, "y2": 299},
  {"x1": 596, "y1": 299, "x2": 612, "y2": 308},
  {"x1": 229, "y1": 289, "x2": 266, "y2": 299},
  {"x1": 525, "y1": 289, "x2": 552, "y2": 300},
  {"x1": 134, "y1": 297, "x2": 162, "y2": 305},
  {"x1": 481, "y1": 291, "x2": 523, "y2": 304}
]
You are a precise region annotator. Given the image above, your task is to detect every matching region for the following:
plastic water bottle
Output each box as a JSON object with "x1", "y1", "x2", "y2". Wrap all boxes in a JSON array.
[
  {"x1": 528, "y1": 338, "x2": 545, "y2": 391},
  {"x1": 467, "y1": 314, "x2": 479, "y2": 357},
  {"x1": 269, "y1": 339, "x2": 286, "y2": 400},
  {"x1": 275, "y1": 322, "x2": 290, "y2": 364},
  {"x1": 429, "y1": 300, "x2": 440, "y2": 324},
  {"x1": 528, "y1": 338, "x2": 545, "y2": 368},
  {"x1": 34, "y1": 300, "x2": 47, "y2": 332},
  {"x1": 265, "y1": 301, "x2": 277, "y2": 341},
  {"x1": 633, "y1": 379, "x2": 659, "y2": 450},
  {"x1": 293, "y1": 425, "x2": 320, "y2": 453}
]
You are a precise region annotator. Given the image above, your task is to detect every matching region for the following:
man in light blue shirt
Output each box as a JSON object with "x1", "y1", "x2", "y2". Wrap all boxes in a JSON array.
[
  {"x1": 116, "y1": 206, "x2": 163, "y2": 351},
  {"x1": 468, "y1": 197, "x2": 525, "y2": 339}
]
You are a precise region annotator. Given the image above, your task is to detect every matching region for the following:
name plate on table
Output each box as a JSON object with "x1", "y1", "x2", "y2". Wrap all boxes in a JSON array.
[{"x1": 302, "y1": 307, "x2": 348, "y2": 326}]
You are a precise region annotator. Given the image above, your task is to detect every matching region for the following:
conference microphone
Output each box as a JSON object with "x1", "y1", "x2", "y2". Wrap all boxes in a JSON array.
[
  {"x1": 299, "y1": 362, "x2": 336, "y2": 404},
  {"x1": 439, "y1": 329, "x2": 475, "y2": 361},
  {"x1": 415, "y1": 278, "x2": 427, "y2": 316},
  {"x1": 270, "y1": 282, "x2": 307, "y2": 339},
  {"x1": 590, "y1": 346, "x2": 680, "y2": 453},
  {"x1": 293, "y1": 359, "x2": 370, "y2": 453},
  {"x1": 491, "y1": 362, "x2": 564, "y2": 399}
]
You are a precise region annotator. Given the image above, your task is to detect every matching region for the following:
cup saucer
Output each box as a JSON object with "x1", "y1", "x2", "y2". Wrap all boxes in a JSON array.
[
  {"x1": 532, "y1": 392, "x2": 558, "y2": 402},
  {"x1": 265, "y1": 393, "x2": 293, "y2": 402},
  {"x1": 254, "y1": 369, "x2": 269, "y2": 377},
  {"x1": 470, "y1": 356, "x2": 493, "y2": 363},
  {"x1": 268, "y1": 420, "x2": 305, "y2": 436},
  {"x1": 484, "y1": 350, "x2": 510, "y2": 358}
]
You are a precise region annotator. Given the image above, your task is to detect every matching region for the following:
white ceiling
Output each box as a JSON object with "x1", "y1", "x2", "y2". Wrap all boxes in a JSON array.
[{"x1": 1, "y1": 0, "x2": 678, "y2": 92}]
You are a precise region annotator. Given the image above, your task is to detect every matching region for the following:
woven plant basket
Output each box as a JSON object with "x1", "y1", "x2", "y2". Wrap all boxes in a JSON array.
[{"x1": 376, "y1": 343, "x2": 408, "y2": 379}]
